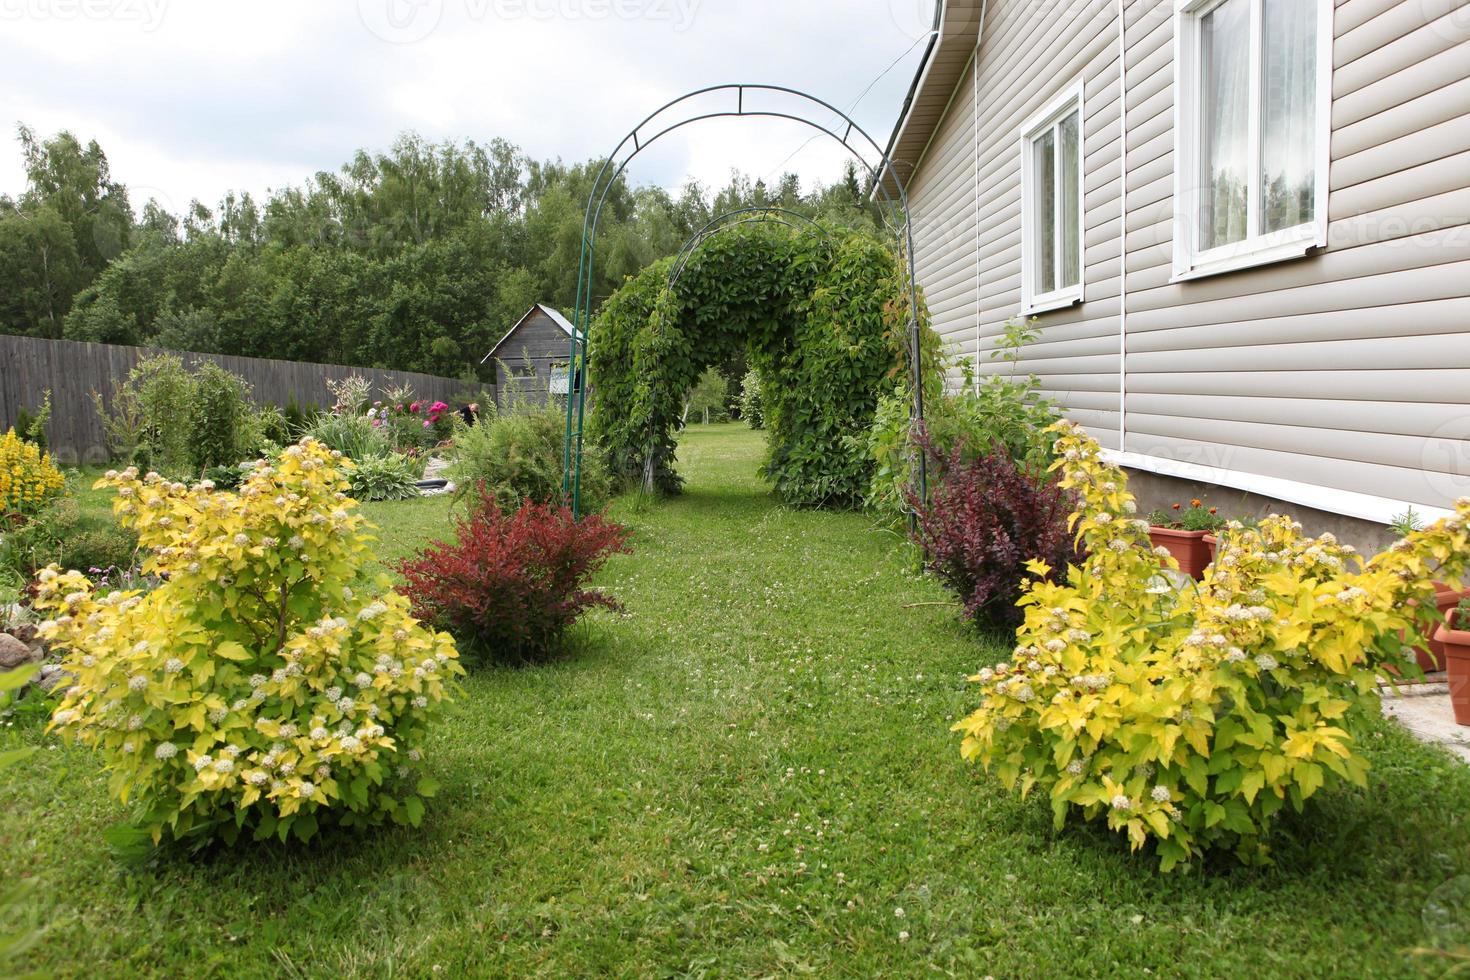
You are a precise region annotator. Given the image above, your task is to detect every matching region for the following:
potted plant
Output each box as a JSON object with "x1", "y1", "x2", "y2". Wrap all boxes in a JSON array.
[
  {"x1": 1389, "y1": 509, "x2": 1469, "y2": 673},
  {"x1": 1433, "y1": 596, "x2": 1470, "y2": 726},
  {"x1": 1146, "y1": 499, "x2": 1225, "y2": 579}
]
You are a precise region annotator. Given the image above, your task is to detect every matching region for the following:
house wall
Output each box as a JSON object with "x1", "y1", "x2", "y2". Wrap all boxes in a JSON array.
[
  {"x1": 490, "y1": 309, "x2": 574, "y2": 409},
  {"x1": 904, "y1": 0, "x2": 1470, "y2": 523}
]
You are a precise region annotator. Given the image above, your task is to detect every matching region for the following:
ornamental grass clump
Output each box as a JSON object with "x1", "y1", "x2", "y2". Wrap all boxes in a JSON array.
[
  {"x1": 34, "y1": 438, "x2": 463, "y2": 845},
  {"x1": 954, "y1": 420, "x2": 1470, "y2": 871}
]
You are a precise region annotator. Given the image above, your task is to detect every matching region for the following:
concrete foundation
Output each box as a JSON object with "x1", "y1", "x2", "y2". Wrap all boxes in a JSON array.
[{"x1": 1122, "y1": 467, "x2": 1400, "y2": 556}]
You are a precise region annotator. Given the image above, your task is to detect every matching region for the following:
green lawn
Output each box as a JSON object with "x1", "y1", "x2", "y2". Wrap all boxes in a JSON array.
[{"x1": 5, "y1": 425, "x2": 1470, "y2": 977}]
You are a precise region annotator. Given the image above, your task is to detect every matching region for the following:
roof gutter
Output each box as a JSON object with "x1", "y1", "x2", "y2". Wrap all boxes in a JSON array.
[{"x1": 874, "y1": 0, "x2": 943, "y2": 197}]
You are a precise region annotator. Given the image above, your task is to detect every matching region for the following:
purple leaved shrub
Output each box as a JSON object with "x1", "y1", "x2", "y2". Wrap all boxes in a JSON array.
[{"x1": 908, "y1": 429, "x2": 1080, "y2": 630}]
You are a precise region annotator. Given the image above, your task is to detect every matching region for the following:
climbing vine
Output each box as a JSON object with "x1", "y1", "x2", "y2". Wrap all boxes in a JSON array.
[{"x1": 585, "y1": 223, "x2": 929, "y2": 508}]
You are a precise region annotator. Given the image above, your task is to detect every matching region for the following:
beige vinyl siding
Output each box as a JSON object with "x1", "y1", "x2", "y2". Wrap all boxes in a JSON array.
[
  {"x1": 964, "y1": 0, "x2": 1127, "y2": 449},
  {"x1": 902, "y1": 0, "x2": 1469, "y2": 514},
  {"x1": 1120, "y1": 0, "x2": 1470, "y2": 511},
  {"x1": 908, "y1": 55, "x2": 978, "y2": 392}
]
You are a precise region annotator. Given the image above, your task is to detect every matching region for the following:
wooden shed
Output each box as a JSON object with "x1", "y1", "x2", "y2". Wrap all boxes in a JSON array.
[{"x1": 480, "y1": 304, "x2": 581, "y2": 409}]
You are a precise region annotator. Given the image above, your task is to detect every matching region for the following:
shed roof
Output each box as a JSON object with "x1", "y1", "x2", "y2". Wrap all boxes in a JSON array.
[{"x1": 481, "y1": 303, "x2": 581, "y2": 364}]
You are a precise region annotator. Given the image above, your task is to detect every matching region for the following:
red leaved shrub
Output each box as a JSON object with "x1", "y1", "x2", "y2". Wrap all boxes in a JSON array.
[
  {"x1": 908, "y1": 431, "x2": 1079, "y2": 630},
  {"x1": 395, "y1": 490, "x2": 631, "y2": 662}
]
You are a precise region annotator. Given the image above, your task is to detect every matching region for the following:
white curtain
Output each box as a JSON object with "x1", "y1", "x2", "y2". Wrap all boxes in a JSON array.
[
  {"x1": 1033, "y1": 128, "x2": 1057, "y2": 293},
  {"x1": 1261, "y1": 0, "x2": 1316, "y2": 232},
  {"x1": 1199, "y1": 0, "x2": 1250, "y2": 250},
  {"x1": 1059, "y1": 110, "x2": 1081, "y2": 288}
]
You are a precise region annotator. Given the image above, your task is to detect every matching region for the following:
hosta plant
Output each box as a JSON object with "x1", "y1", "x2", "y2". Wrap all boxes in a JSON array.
[
  {"x1": 954, "y1": 420, "x2": 1470, "y2": 871},
  {"x1": 35, "y1": 438, "x2": 463, "y2": 845},
  {"x1": 347, "y1": 451, "x2": 423, "y2": 502}
]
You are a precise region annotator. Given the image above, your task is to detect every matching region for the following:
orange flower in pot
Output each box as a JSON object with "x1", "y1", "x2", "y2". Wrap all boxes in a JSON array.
[{"x1": 1146, "y1": 500, "x2": 1225, "y2": 580}]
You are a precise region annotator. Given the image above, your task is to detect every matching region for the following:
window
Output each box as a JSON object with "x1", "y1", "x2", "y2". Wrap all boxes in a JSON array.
[
  {"x1": 1174, "y1": 0, "x2": 1331, "y2": 279},
  {"x1": 1021, "y1": 81, "x2": 1085, "y2": 314}
]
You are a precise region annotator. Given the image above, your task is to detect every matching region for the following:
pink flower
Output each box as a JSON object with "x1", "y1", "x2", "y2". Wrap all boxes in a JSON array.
[
  {"x1": 371, "y1": 419, "x2": 383, "y2": 428},
  {"x1": 430, "y1": 401, "x2": 449, "y2": 413},
  {"x1": 422, "y1": 420, "x2": 432, "y2": 428},
  {"x1": 409, "y1": 402, "x2": 421, "y2": 414}
]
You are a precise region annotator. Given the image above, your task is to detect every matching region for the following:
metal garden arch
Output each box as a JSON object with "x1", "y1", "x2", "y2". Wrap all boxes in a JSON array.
[{"x1": 561, "y1": 84, "x2": 928, "y2": 516}]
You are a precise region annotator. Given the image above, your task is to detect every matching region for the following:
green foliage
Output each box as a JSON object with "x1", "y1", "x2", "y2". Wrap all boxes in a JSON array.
[
  {"x1": 347, "y1": 452, "x2": 424, "y2": 502},
  {"x1": 738, "y1": 369, "x2": 764, "y2": 429},
  {"x1": 0, "y1": 495, "x2": 139, "y2": 580},
  {"x1": 683, "y1": 367, "x2": 730, "y2": 425},
  {"x1": 304, "y1": 411, "x2": 391, "y2": 462},
  {"x1": 1147, "y1": 500, "x2": 1227, "y2": 532},
  {"x1": 867, "y1": 319, "x2": 1059, "y2": 524},
  {"x1": 91, "y1": 354, "x2": 273, "y2": 475},
  {"x1": 447, "y1": 407, "x2": 610, "y2": 513},
  {"x1": 128, "y1": 353, "x2": 196, "y2": 475},
  {"x1": 588, "y1": 224, "x2": 920, "y2": 507},
  {"x1": 0, "y1": 124, "x2": 131, "y2": 339},
  {"x1": 1388, "y1": 507, "x2": 1424, "y2": 537},
  {"x1": 190, "y1": 361, "x2": 255, "y2": 469},
  {"x1": 3, "y1": 121, "x2": 890, "y2": 381},
  {"x1": 14, "y1": 390, "x2": 51, "y2": 452},
  {"x1": 36, "y1": 440, "x2": 464, "y2": 845},
  {"x1": 0, "y1": 664, "x2": 42, "y2": 968}
]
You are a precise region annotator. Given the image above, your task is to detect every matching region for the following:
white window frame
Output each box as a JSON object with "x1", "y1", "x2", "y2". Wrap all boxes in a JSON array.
[
  {"x1": 1172, "y1": 0, "x2": 1333, "y2": 281},
  {"x1": 1020, "y1": 79, "x2": 1086, "y2": 315}
]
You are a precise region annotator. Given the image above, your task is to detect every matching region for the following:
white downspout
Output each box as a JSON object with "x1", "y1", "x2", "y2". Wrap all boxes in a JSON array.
[
  {"x1": 1116, "y1": 0, "x2": 1128, "y2": 451},
  {"x1": 973, "y1": 0, "x2": 987, "y2": 392}
]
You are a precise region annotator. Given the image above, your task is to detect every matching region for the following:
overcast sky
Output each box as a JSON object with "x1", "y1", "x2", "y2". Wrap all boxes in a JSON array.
[{"x1": 0, "y1": 0, "x2": 937, "y2": 215}]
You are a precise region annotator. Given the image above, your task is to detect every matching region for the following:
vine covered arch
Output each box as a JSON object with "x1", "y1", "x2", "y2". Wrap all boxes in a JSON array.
[
  {"x1": 668, "y1": 206, "x2": 831, "y2": 287},
  {"x1": 562, "y1": 84, "x2": 931, "y2": 514},
  {"x1": 591, "y1": 221, "x2": 916, "y2": 507}
]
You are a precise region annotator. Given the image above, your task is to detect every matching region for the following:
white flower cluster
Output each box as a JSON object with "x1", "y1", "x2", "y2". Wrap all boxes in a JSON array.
[
  {"x1": 357, "y1": 601, "x2": 388, "y2": 622},
  {"x1": 1070, "y1": 674, "x2": 1111, "y2": 692}
]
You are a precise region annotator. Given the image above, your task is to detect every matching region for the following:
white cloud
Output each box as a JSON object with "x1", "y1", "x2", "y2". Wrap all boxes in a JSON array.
[{"x1": 0, "y1": 0, "x2": 935, "y2": 209}]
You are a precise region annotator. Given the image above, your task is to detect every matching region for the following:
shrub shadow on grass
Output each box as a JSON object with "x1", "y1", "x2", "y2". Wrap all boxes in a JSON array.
[{"x1": 1026, "y1": 737, "x2": 1465, "y2": 897}]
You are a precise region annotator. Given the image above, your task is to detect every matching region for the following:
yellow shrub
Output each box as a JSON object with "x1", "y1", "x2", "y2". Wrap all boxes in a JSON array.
[
  {"x1": 35, "y1": 438, "x2": 464, "y2": 845},
  {"x1": 0, "y1": 428, "x2": 65, "y2": 515},
  {"x1": 954, "y1": 420, "x2": 1470, "y2": 871}
]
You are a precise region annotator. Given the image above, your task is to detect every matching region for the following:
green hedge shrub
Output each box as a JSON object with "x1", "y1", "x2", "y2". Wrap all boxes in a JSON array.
[{"x1": 447, "y1": 407, "x2": 611, "y2": 513}]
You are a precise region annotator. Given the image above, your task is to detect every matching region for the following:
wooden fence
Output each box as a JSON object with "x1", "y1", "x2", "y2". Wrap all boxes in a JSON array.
[{"x1": 0, "y1": 334, "x2": 486, "y2": 465}]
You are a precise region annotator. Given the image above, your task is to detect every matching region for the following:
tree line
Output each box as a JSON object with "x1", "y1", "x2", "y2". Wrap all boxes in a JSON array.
[{"x1": 0, "y1": 124, "x2": 883, "y2": 381}]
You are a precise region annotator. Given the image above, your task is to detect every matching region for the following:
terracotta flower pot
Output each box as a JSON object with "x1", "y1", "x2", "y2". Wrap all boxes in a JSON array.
[
  {"x1": 1203, "y1": 533, "x2": 1218, "y2": 563},
  {"x1": 1149, "y1": 527, "x2": 1212, "y2": 580},
  {"x1": 1432, "y1": 616, "x2": 1470, "y2": 727},
  {"x1": 1420, "y1": 584, "x2": 1470, "y2": 672}
]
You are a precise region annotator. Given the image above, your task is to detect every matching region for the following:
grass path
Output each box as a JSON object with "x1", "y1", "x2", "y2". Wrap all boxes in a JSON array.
[{"x1": 5, "y1": 425, "x2": 1470, "y2": 977}]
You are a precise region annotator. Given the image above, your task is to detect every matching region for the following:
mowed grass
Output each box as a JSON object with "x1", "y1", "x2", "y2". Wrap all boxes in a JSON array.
[{"x1": 4, "y1": 425, "x2": 1470, "y2": 977}]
